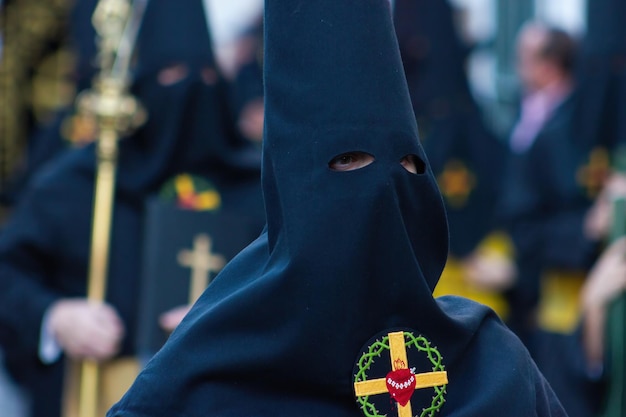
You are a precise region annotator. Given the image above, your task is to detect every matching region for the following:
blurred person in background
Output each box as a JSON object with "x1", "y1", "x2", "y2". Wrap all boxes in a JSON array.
[
  {"x1": 498, "y1": 21, "x2": 619, "y2": 417},
  {"x1": 393, "y1": 0, "x2": 514, "y2": 322},
  {"x1": 0, "y1": 1, "x2": 265, "y2": 416}
]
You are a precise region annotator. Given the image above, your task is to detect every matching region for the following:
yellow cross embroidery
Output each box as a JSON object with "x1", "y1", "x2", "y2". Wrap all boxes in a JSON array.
[
  {"x1": 354, "y1": 332, "x2": 448, "y2": 417},
  {"x1": 61, "y1": 114, "x2": 98, "y2": 146},
  {"x1": 437, "y1": 160, "x2": 476, "y2": 208},
  {"x1": 174, "y1": 174, "x2": 221, "y2": 211},
  {"x1": 577, "y1": 147, "x2": 610, "y2": 199}
]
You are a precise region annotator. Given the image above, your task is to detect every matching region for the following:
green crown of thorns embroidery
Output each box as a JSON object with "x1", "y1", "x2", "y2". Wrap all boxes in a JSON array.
[{"x1": 354, "y1": 331, "x2": 447, "y2": 417}]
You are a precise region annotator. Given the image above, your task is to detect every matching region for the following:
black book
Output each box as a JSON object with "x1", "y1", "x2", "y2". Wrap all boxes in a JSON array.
[{"x1": 136, "y1": 198, "x2": 259, "y2": 359}]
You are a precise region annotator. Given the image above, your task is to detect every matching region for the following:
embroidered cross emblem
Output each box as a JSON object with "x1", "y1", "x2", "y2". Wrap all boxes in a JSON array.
[
  {"x1": 174, "y1": 174, "x2": 221, "y2": 211},
  {"x1": 577, "y1": 147, "x2": 610, "y2": 199},
  {"x1": 437, "y1": 159, "x2": 476, "y2": 208},
  {"x1": 177, "y1": 234, "x2": 226, "y2": 303},
  {"x1": 61, "y1": 113, "x2": 98, "y2": 146},
  {"x1": 354, "y1": 331, "x2": 448, "y2": 417}
]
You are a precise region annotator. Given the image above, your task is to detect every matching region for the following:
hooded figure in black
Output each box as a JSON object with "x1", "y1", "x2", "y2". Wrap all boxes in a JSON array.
[
  {"x1": 393, "y1": 0, "x2": 511, "y2": 319},
  {"x1": 107, "y1": 1, "x2": 566, "y2": 416},
  {"x1": 0, "y1": 1, "x2": 264, "y2": 417},
  {"x1": 393, "y1": 0, "x2": 507, "y2": 258},
  {"x1": 576, "y1": 0, "x2": 626, "y2": 153}
]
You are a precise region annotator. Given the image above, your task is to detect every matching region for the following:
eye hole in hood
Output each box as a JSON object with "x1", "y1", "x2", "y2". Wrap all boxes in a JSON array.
[
  {"x1": 328, "y1": 151, "x2": 375, "y2": 171},
  {"x1": 327, "y1": 151, "x2": 426, "y2": 175},
  {"x1": 400, "y1": 154, "x2": 426, "y2": 174}
]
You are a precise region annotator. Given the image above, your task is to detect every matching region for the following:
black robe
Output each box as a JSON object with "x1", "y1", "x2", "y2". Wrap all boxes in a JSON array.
[
  {"x1": 0, "y1": 1, "x2": 265, "y2": 416},
  {"x1": 394, "y1": 0, "x2": 507, "y2": 259},
  {"x1": 499, "y1": 92, "x2": 604, "y2": 417}
]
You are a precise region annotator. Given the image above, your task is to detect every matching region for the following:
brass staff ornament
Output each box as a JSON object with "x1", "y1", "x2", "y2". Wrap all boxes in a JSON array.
[{"x1": 63, "y1": 1, "x2": 147, "y2": 417}]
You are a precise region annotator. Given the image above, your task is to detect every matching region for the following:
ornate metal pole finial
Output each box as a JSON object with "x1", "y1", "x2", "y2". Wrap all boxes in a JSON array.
[{"x1": 63, "y1": 1, "x2": 147, "y2": 417}]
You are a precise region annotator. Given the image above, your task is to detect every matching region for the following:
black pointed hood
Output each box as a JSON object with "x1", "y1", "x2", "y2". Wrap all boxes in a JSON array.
[
  {"x1": 132, "y1": 0, "x2": 214, "y2": 75},
  {"x1": 71, "y1": 0, "x2": 262, "y2": 197},
  {"x1": 262, "y1": 0, "x2": 449, "y2": 290}
]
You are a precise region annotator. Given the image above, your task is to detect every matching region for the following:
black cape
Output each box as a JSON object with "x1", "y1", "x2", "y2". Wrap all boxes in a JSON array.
[{"x1": 0, "y1": 1, "x2": 264, "y2": 416}]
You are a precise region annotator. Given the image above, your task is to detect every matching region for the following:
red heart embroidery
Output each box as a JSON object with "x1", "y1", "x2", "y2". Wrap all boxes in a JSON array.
[{"x1": 385, "y1": 368, "x2": 416, "y2": 407}]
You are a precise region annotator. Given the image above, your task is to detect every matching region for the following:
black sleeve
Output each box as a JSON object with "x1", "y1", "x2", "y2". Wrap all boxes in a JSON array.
[{"x1": 0, "y1": 180, "x2": 63, "y2": 359}]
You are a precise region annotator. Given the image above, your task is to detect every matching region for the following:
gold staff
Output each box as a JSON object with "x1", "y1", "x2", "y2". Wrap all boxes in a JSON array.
[{"x1": 66, "y1": 1, "x2": 147, "y2": 416}]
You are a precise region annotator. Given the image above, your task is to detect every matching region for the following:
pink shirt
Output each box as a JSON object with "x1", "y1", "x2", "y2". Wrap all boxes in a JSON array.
[{"x1": 510, "y1": 82, "x2": 572, "y2": 154}]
